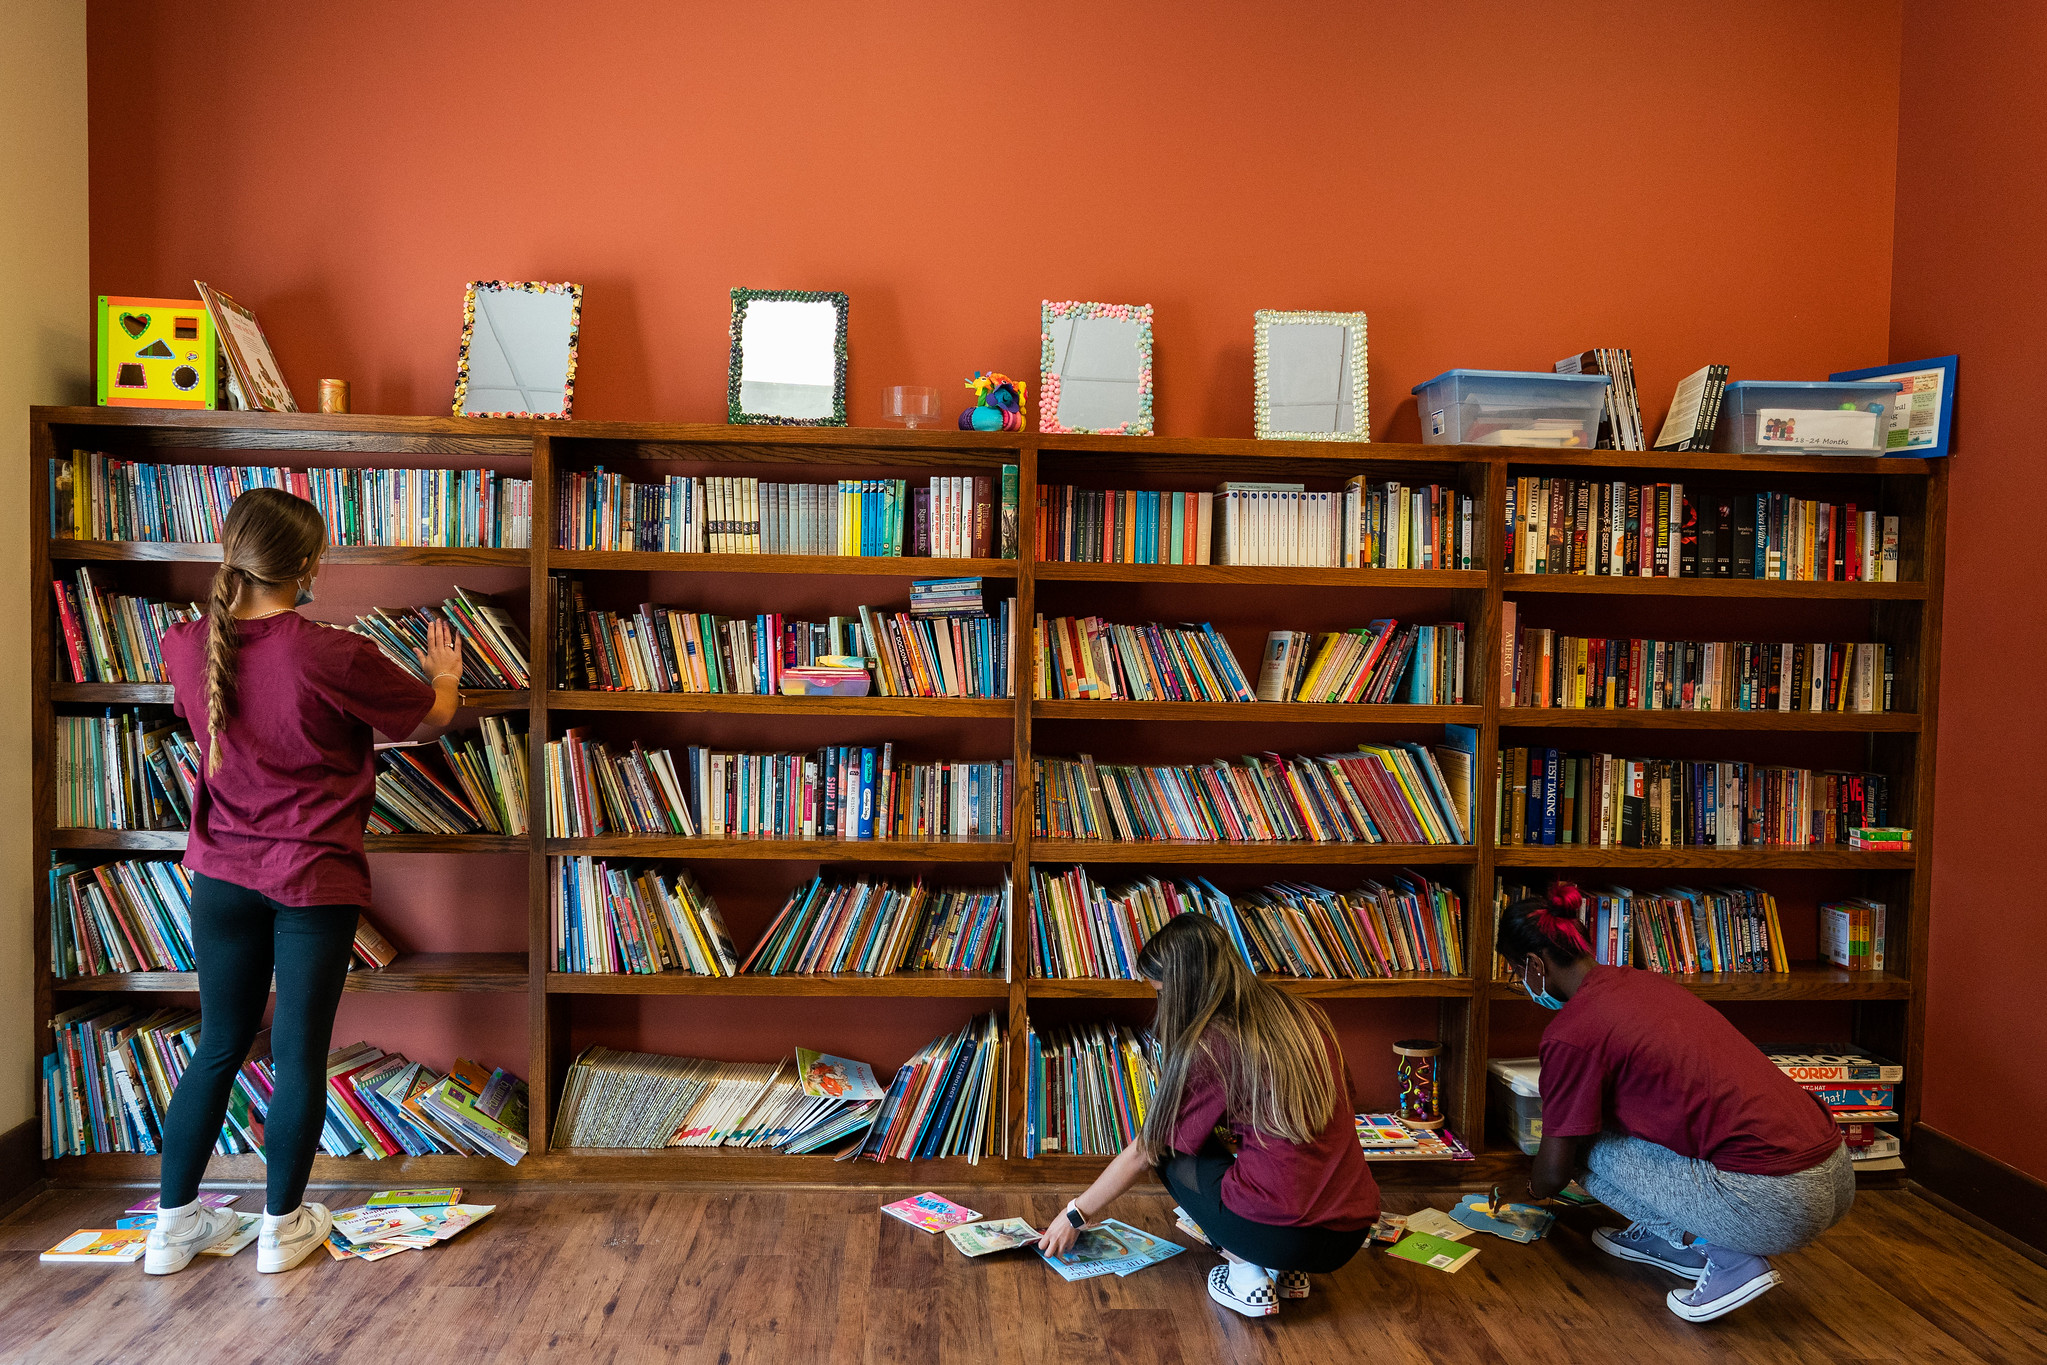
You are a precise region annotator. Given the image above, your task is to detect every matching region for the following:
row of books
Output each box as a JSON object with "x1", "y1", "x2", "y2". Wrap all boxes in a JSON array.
[
  {"x1": 1497, "y1": 749, "x2": 1889, "y2": 848},
  {"x1": 1025, "y1": 1019, "x2": 1155, "y2": 1156},
  {"x1": 51, "y1": 452, "x2": 533, "y2": 547},
  {"x1": 1034, "y1": 616, "x2": 1255, "y2": 702},
  {"x1": 1555, "y1": 348, "x2": 1646, "y2": 450},
  {"x1": 56, "y1": 710, "x2": 196, "y2": 831},
  {"x1": 1505, "y1": 476, "x2": 1902, "y2": 582},
  {"x1": 1496, "y1": 879, "x2": 1790, "y2": 975},
  {"x1": 741, "y1": 874, "x2": 1008, "y2": 976},
  {"x1": 556, "y1": 469, "x2": 1022, "y2": 558},
  {"x1": 1651, "y1": 363, "x2": 1730, "y2": 451},
  {"x1": 349, "y1": 588, "x2": 532, "y2": 690},
  {"x1": 321, "y1": 1042, "x2": 529, "y2": 1164},
  {"x1": 1820, "y1": 898, "x2": 1888, "y2": 970},
  {"x1": 1258, "y1": 622, "x2": 1467, "y2": 705},
  {"x1": 1502, "y1": 609, "x2": 1897, "y2": 713},
  {"x1": 550, "y1": 857, "x2": 737, "y2": 975},
  {"x1": 368, "y1": 717, "x2": 531, "y2": 837},
  {"x1": 856, "y1": 1014, "x2": 1008, "y2": 1161},
  {"x1": 1025, "y1": 866, "x2": 1465, "y2": 980},
  {"x1": 1035, "y1": 486, "x2": 1214, "y2": 565},
  {"x1": 1033, "y1": 741, "x2": 1473, "y2": 846},
  {"x1": 52, "y1": 569, "x2": 198, "y2": 684},
  {"x1": 545, "y1": 733, "x2": 1013, "y2": 842}
]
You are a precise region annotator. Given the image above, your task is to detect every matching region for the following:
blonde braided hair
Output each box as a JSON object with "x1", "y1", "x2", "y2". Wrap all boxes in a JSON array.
[{"x1": 204, "y1": 488, "x2": 327, "y2": 775}]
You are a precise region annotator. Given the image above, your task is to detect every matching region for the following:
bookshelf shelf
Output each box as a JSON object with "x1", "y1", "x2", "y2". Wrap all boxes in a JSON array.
[
  {"x1": 29, "y1": 409, "x2": 1947, "y2": 1187},
  {"x1": 545, "y1": 970, "x2": 1009, "y2": 997},
  {"x1": 545, "y1": 690, "x2": 1013, "y2": 719},
  {"x1": 53, "y1": 952, "x2": 529, "y2": 995},
  {"x1": 1499, "y1": 708, "x2": 1918, "y2": 732}
]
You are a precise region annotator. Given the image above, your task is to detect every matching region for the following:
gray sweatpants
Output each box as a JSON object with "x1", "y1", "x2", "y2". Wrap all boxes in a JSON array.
[{"x1": 1580, "y1": 1133, "x2": 1855, "y2": 1257}]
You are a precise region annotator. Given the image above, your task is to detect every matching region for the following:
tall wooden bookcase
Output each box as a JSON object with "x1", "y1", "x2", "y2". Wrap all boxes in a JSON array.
[{"x1": 28, "y1": 406, "x2": 1945, "y2": 1188}]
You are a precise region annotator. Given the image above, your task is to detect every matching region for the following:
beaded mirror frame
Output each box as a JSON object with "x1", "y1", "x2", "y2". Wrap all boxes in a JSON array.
[
  {"x1": 1039, "y1": 300, "x2": 1154, "y2": 436},
  {"x1": 728, "y1": 287, "x2": 850, "y2": 426},
  {"x1": 452, "y1": 280, "x2": 583, "y2": 419},
  {"x1": 1253, "y1": 309, "x2": 1369, "y2": 441}
]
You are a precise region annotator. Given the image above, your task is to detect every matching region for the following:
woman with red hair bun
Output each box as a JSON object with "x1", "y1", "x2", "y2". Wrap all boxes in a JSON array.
[{"x1": 1498, "y1": 884, "x2": 1852, "y2": 1324}]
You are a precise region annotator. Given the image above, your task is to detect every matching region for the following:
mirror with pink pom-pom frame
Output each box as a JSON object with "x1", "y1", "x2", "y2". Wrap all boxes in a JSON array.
[{"x1": 1039, "y1": 300, "x2": 1153, "y2": 436}]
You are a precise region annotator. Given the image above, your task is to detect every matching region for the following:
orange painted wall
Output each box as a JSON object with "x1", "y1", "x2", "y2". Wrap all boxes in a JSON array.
[{"x1": 1891, "y1": 0, "x2": 2047, "y2": 1181}]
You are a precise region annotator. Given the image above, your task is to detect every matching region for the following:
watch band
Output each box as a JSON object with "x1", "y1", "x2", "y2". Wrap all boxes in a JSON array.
[{"x1": 1063, "y1": 1202, "x2": 1086, "y2": 1230}]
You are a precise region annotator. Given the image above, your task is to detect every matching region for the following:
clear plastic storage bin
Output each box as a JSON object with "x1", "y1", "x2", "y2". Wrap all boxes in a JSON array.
[
  {"x1": 1715, "y1": 380, "x2": 1902, "y2": 455},
  {"x1": 1487, "y1": 1056, "x2": 1543, "y2": 1155},
  {"x1": 1411, "y1": 369, "x2": 1610, "y2": 447}
]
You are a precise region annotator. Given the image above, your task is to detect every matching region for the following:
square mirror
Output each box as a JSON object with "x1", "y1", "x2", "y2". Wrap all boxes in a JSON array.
[
  {"x1": 453, "y1": 281, "x2": 583, "y2": 418},
  {"x1": 1254, "y1": 309, "x2": 1369, "y2": 440},
  {"x1": 729, "y1": 288, "x2": 848, "y2": 425},
  {"x1": 1040, "y1": 300, "x2": 1154, "y2": 435}
]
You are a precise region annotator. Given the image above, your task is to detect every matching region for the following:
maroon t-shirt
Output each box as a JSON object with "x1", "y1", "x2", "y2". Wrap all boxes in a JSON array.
[
  {"x1": 163, "y1": 613, "x2": 435, "y2": 907},
  {"x1": 1171, "y1": 1030, "x2": 1380, "y2": 1230},
  {"x1": 1539, "y1": 964, "x2": 1842, "y2": 1176}
]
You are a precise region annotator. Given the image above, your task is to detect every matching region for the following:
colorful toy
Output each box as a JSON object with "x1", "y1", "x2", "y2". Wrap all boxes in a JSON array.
[
  {"x1": 1393, "y1": 1038, "x2": 1445, "y2": 1130},
  {"x1": 96, "y1": 296, "x2": 216, "y2": 409},
  {"x1": 959, "y1": 371, "x2": 1026, "y2": 431}
]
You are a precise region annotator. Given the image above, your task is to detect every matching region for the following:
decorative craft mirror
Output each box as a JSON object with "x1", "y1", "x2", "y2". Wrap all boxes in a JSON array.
[
  {"x1": 453, "y1": 281, "x2": 583, "y2": 418},
  {"x1": 1254, "y1": 309, "x2": 1369, "y2": 440},
  {"x1": 729, "y1": 288, "x2": 848, "y2": 425},
  {"x1": 1040, "y1": 300, "x2": 1154, "y2": 435}
]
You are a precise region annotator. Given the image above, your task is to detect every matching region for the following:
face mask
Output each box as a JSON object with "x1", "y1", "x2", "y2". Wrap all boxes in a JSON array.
[
  {"x1": 295, "y1": 580, "x2": 316, "y2": 606},
  {"x1": 1520, "y1": 961, "x2": 1566, "y2": 1011}
]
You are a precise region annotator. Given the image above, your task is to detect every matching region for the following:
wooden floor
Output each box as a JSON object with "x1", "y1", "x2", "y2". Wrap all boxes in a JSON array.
[{"x1": 1, "y1": 1182, "x2": 2043, "y2": 1364}]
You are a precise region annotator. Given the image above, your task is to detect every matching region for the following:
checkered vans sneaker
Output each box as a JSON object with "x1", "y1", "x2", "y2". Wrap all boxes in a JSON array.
[
  {"x1": 1208, "y1": 1262, "x2": 1280, "y2": 1318},
  {"x1": 1271, "y1": 1269, "x2": 1310, "y2": 1299}
]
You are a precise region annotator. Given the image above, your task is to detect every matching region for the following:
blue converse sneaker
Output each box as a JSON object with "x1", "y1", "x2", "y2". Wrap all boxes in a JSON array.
[
  {"x1": 1593, "y1": 1223, "x2": 1709, "y2": 1276},
  {"x1": 1667, "y1": 1246, "x2": 1782, "y2": 1322}
]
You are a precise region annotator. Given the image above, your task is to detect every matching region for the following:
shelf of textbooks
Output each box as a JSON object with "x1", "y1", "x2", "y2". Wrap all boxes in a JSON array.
[{"x1": 27, "y1": 408, "x2": 1947, "y2": 1185}]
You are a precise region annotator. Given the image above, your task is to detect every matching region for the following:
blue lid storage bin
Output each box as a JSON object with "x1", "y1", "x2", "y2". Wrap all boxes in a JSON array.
[
  {"x1": 1715, "y1": 381, "x2": 1902, "y2": 455},
  {"x1": 1411, "y1": 369, "x2": 1610, "y2": 448}
]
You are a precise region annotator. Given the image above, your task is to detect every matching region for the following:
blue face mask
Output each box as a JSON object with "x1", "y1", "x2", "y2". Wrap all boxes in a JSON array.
[
  {"x1": 295, "y1": 580, "x2": 315, "y2": 606},
  {"x1": 1520, "y1": 961, "x2": 1566, "y2": 1011}
]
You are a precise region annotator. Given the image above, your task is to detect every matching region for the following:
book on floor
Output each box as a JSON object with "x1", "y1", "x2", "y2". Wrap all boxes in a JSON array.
[
  {"x1": 881, "y1": 1193, "x2": 980, "y2": 1233},
  {"x1": 1038, "y1": 1220, "x2": 1184, "y2": 1281},
  {"x1": 1450, "y1": 1192, "x2": 1555, "y2": 1243},
  {"x1": 946, "y1": 1218, "x2": 1040, "y2": 1256},
  {"x1": 1384, "y1": 1228, "x2": 1479, "y2": 1273},
  {"x1": 41, "y1": 1228, "x2": 148, "y2": 1264},
  {"x1": 125, "y1": 1191, "x2": 239, "y2": 1214},
  {"x1": 366, "y1": 1187, "x2": 464, "y2": 1208}
]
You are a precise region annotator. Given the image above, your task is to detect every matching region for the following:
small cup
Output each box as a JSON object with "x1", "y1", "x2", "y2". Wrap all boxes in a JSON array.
[
  {"x1": 318, "y1": 379, "x2": 351, "y2": 414},
  {"x1": 881, "y1": 386, "x2": 941, "y2": 428}
]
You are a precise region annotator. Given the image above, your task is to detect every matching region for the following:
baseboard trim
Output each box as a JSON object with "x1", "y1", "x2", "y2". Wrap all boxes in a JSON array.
[
  {"x1": 1909, "y1": 1124, "x2": 2047, "y2": 1254},
  {"x1": 0, "y1": 1117, "x2": 44, "y2": 1217}
]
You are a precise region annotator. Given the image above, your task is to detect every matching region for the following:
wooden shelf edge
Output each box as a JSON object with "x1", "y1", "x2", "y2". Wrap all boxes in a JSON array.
[
  {"x1": 1494, "y1": 847, "x2": 1914, "y2": 869},
  {"x1": 1032, "y1": 700, "x2": 1481, "y2": 723},
  {"x1": 1502, "y1": 573, "x2": 1925, "y2": 600},
  {"x1": 542, "y1": 837, "x2": 1015, "y2": 861},
  {"x1": 49, "y1": 540, "x2": 530, "y2": 566},
  {"x1": 1026, "y1": 839, "x2": 1478, "y2": 865},
  {"x1": 1026, "y1": 975, "x2": 1471, "y2": 999},
  {"x1": 1033, "y1": 563, "x2": 1486, "y2": 588},
  {"x1": 54, "y1": 952, "x2": 529, "y2": 994},
  {"x1": 1500, "y1": 708, "x2": 1918, "y2": 732},
  {"x1": 545, "y1": 971, "x2": 1009, "y2": 997},
  {"x1": 1487, "y1": 965, "x2": 1912, "y2": 1002},
  {"x1": 48, "y1": 830, "x2": 529, "y2": 853},
  {"x1": 545, "y1": 690, "x2": 1013, "y2": 718},
  {"x1": 549, "y1": 549, "x2": 1021, "y2": 578}
]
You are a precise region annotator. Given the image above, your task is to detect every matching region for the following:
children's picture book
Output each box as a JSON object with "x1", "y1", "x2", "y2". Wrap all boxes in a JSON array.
[
  {"x1": 1385, "y1": 1229, "x2": 1479, "y2": 1274},
  {"x1": 798, "y1": 1048, "x2": 885, "y2": 1101},
  {"x1": 880, "y1": 1192, "x2": 981, "y2": 1233},
  {"x1": 324, "y1": 1235, "x2": 409, "y2": 1263},
  {"x1": 1171, "y1": 1204, "x2": 1213, "y2": 1248},
  {"x1": 126, "y1": 1191, "x2": 238, "y2": 1214},
  {"x1": 1354, "y1": 1113, "x2": 1418, "y2": 1149},
  {"x1": 195, "y1": 280, "x2": 298, "y2": 412},
  {"x1": 332, "y1": 1205, "x2": 433, "y2": 1244},
  {"x1": 1039, "y1": 1219, "x2": 1184, "y2": 1281},
  {"x1": 1450, "y1": 1192, "x2": 1555, "y2": 1244},
  {"x1": 199, "y1": 1213, "x2": 263, "y2": 1258},
  {"x1": 367, "y1": 1187, "x2": 463, "y2": 1208},
  {"x1": 946, "y1": 1218, "x2": 1040, "y2": 1257},
  {"x1": 1368, "y1": 1213, "x2": 1408, "y2": 1244},
  {"x1": 1400, "y1": 1207, "x2": 1473, "y2": 1242},
  {"x1": 41, "y1": 1228, "x2": 148, "y2": 1264}
]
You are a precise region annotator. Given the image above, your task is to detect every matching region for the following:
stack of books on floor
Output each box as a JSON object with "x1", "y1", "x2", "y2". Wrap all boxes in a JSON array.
[
  {"x1": 369, "y1": 716, "x2": 531, "y2": 837},
  {"x1": 551, "y1": 857, "x2": 738, "y2": 975},
  {"x1": 1026, "y1": 867, "x2": 1465, "y2": 980},
  {"x1": 1502, "y1": 609, "x2": 1896, "y2": 712},
  {"x1": 1764, "y1": 1045, "x2": 1904, "y2": 1172},
  {"x1": 325, "y1": 1189, "x2": 497, "y2": 1262},
  {"x1": 740, "y1": 874, "x2": 1008, "y2": 977},
  {"x1": 1257, "y1": 621, "x2": 1466, "y2": 705},
  {"x1": 351, "y1": 588, "x2": 532, "y2": 689},
  {"x1": 324, "y1": 1045, "x2": 529, "y2": 1164},
  {"x1": 1494, "y1": 879, "x2": 1788, "y2": 975},
  {"x1": 1033, "y1": 743, "x2": 1471, "y2": 845},
  {"x1": 1504, "y1": 475, "x2": 1900, "y2": 582},
  {"x1": 555, "y1": 468, "x2": 1020, "y2": 557},
  {"x1": 1033, "y1": 616, "x2": 1255, "y2": 702},
  {"x1": 55, "y1": 710, "x2": 197, "y2": 830},
  {"x1": 52, "y1": 567, "x2": 199, "y2": 683},
  {"x1": 1495, "y1": 748, "x2": 1889, "y2": 848},
  {"x1": 51, "y1": 452, "x2": 533, "y2": 547},
  {"x1": 1355, "y1": 1112, "x2": 1475, "y2": 1162},
  {"x1": 1025, "y1": 1019, "x2": 1156, "y2": 1156}
]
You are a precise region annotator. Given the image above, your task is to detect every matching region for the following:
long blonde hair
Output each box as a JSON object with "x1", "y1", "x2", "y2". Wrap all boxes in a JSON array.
[
  {"x1": 1136, "y1": 914, "x2": 1340, "y2": 1161},
  {"x1": 204, "y1": 488, "x2": 327, "y2": 774}
]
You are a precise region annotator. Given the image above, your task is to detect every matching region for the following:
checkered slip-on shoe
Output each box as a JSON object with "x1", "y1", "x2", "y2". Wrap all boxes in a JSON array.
[
  {"x1": 1207, "y1": 1263, "x2": 1280, "y2": 1318},
  {"x1": 1271, "y1": 1269, "x2": 1311, "y2": 1299}
]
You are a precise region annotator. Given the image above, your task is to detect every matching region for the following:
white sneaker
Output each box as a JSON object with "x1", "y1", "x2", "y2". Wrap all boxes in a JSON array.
[
  {"x1": 257, "y1": 1202, "x2": 332, "y2": 1273},
  {"x1": 144, "y1": 1205, "x2": 239, "y2": 1274}
]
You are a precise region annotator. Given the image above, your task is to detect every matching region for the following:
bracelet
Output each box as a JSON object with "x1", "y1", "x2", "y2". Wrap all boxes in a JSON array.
[{"x1": 433, "y1": 672, "x2": 460, "y2": 683}]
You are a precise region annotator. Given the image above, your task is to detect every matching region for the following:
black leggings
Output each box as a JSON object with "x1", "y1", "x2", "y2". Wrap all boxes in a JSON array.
[
  {"x1": 159, "y1": 873, "x2": 358, "y2": 1216},
  {"x1": 1161, "y1": 1152, "x2": 1369, "y2": 1274}
]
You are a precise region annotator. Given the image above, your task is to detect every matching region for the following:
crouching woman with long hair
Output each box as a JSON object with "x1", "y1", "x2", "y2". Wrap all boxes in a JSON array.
[{"x1": 1034, "y1": 916, "x2": 1380, "y2": 1317}]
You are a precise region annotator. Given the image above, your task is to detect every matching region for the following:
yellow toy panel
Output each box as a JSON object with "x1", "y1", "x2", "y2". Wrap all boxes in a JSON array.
[{"x1": 97, "y1": 295, "x2": 217, "y2": 409}]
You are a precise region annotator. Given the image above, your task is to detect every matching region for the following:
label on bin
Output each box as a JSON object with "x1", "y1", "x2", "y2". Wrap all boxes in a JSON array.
[
  {"x1": 1430, "y1": 408, "x2": 1446, "y2": 437},
  {"x1": 1757, "y1": 408, "x2": 1881, "y2": 451}
]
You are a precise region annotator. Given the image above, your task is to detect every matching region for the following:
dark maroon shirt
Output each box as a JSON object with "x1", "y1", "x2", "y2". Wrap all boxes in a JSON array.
[
  {"x1": 163, "y1": 613, "x2": 435, "y2": 907},
  {"x1": 1172, "y1": 1030, "x2": 1380, "y2": 1230},
  {"x1": 1539, "y1": 964, "x2": 1842, "y2": 1176}
]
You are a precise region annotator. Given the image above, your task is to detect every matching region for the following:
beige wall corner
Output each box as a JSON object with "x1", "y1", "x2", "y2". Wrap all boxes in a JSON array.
[{"x1": 0, "y1": 0, "x2": 90, "y2": 1139}]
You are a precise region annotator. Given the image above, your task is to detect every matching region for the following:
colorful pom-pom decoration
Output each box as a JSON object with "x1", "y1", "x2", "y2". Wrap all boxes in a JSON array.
[{"x1": 958, "y1": 370, "x2": 1026, "y2": 431}]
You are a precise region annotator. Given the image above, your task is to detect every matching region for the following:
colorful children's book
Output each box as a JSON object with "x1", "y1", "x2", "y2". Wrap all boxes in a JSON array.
[
  {"x1": 946, "y1": 1218, "x2": 1040, "y2": 1257},
  {"x1": 1354, "y1": 1113, "x2": 1418, "y2": 1149},
  {"x1": 1451, "y1": 1192, "x2": 1555, "y2": 1243},
  {"x1": 126, "y1": 1191, "x2": 238, "y2": 1214},
  {"x1": 199, "y1": 1213, "x2": 262, "y2": 1258},
  {"x1": 1385, "y1": 1229, "x2": 1479, "y2": 1274},
  {"x1": 798, "y1": 1049, "x2": 886, "y2": 1101},
  {"x1": 1400, "y1": 1207, "x2": 1473, "y2": 1242},
  {"x1": 881, "y1": 1193, "x2": 980, "y2": 1233},
  {"x1": 332, "y1": 1205, "x2": 433, "y2": 1243},
  {"x1": 41, "y1": 1228, "x2": 148, "y2": 1263},
  {"x1": 1368, "y1": 1213, "x2": 1408, "y2": 1244},
  {"x1": 1171, "y1": 1204, "x2": 1213, "y2": 1247},
  {"x1": 367, "y1": 1187, "x2": 463, "y2": 1208},
  {"x1": 1038, "y1": 1220, "x2": 1183, "y2": 1281}
]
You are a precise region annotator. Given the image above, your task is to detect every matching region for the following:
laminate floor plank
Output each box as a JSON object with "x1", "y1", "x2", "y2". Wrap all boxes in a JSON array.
[{"x1": 3, "y1": 1185, "x2": 2042, "y2": 1364}]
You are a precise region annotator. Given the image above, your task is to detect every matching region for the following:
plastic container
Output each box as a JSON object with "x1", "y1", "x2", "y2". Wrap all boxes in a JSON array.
[
  {"x1": 1411, "y1": 369, "x2": 1610, "y2": 447},
  {"x1": 1487, "y1": 1056, "x2": 1543, "y2": 1155},
  {"x1": 1715, "y1": 381, "x2": 1902, "y2": 455}
]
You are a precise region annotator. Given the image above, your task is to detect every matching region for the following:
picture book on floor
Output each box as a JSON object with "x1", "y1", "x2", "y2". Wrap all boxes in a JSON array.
[
  {"x1": 326, "y1": 1198, "x2": 496, "y2": 1261},
  {"x1": 1450, "y1": 1191, "x2": 1555, "y2": 1243},
  {"x1": 947, "y1": 1218, "x2": 1040, "y2": 1257},
  {"x1": 881, "y1": 1193, "x2": 981, "y2": 1233},
  {"x1": 40, "y1": 1228, "x2": 149, "y2": 1264},
  {"x1": 1386, "y1": 1228, "x2": 1480, "y2": 1274},
  {"x1": 1038, "y1": 1220, "x2": 1185, "y2": 1281}
]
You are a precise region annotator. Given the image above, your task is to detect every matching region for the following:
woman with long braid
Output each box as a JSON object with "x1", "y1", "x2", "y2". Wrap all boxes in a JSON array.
[{"x1": 141, "y1": 488, "x2": 462, "y2": 1274}]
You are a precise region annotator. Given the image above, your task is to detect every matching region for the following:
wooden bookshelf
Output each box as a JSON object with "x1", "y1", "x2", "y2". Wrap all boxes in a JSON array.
[{"x1": 28, "y1": 408, "x2": 1945, "y2": 1187}]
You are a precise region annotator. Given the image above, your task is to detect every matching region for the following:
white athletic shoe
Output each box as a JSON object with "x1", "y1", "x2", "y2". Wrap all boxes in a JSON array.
[
  {"x1": 1208, "y1": 1262, "x2": 1280, "y2": 1318},
  {"x1": 257, "y1": 1202, "x2": 332, "y2": 1273},
  {"x1": 144, "y1": 1205, "x2": 240, "y2": 1275}
]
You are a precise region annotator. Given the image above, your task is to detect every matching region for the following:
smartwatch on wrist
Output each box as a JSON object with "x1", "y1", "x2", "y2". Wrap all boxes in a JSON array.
[{"x1": 1063, "y1": 1201, "x2": 1087, "y2": 1230}]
